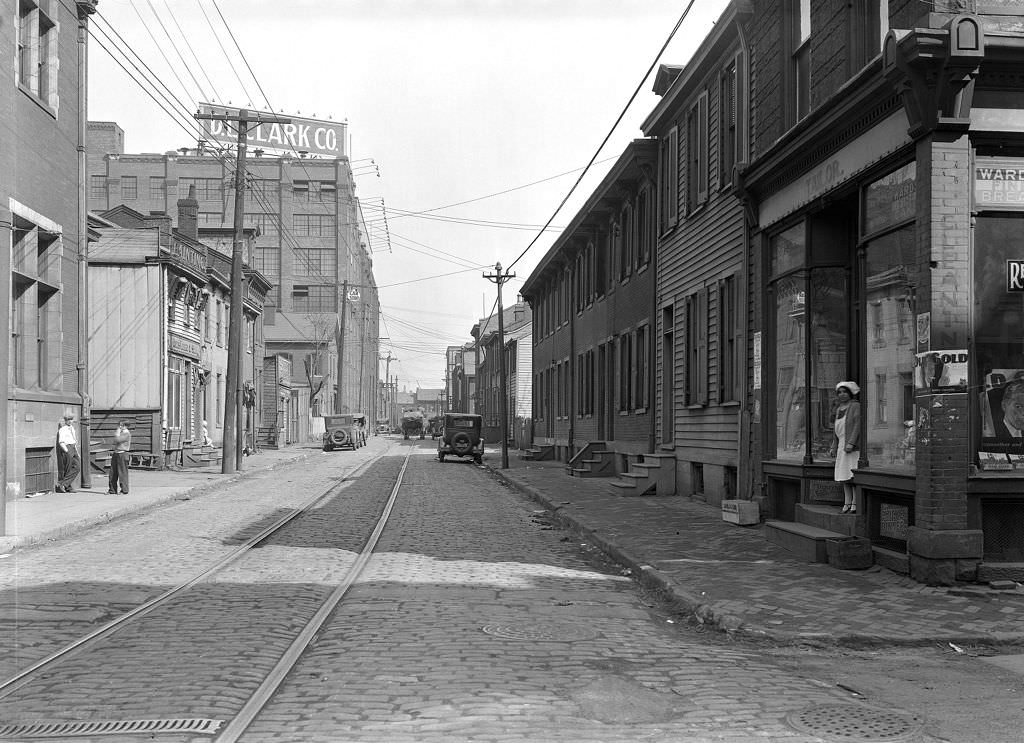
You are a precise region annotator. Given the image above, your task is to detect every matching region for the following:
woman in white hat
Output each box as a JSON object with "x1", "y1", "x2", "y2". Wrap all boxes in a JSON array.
[{"x1": 828, "y1": 381, "x2": 861, "y2": 513}]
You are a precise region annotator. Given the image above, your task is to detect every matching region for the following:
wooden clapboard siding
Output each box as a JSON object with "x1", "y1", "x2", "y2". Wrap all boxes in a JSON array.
[
  {"x1": 514, "y1": 329, "x2": 533, "y2": 418},
  {"x1": 89, "y1": 264, "x2": 163, "y2": 409}
]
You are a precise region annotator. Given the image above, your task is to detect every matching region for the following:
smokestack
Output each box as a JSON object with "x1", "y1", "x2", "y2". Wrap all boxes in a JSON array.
[{"x1": 177, "y1": 184, "x2": 199, "y2": 240}]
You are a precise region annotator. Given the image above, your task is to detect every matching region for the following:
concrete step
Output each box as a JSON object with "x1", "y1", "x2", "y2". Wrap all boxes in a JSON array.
[
  {"x1": 764, "y1": 520, "x2": 847, "y2": 564},
  {"x1": 610, "y1": 479, "x2": 637, "y2": 489},
  {"x1": 796, "y1": 504, "x2": 857, "y2": 535}
]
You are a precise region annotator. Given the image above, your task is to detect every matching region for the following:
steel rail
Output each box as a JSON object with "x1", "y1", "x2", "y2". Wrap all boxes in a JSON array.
[
  {"x1": 215, "y1": 446, "x2": 415, "y2": 742},
  {"x1": 0, "y1": 444, "x2": 396, "y2": 700}
]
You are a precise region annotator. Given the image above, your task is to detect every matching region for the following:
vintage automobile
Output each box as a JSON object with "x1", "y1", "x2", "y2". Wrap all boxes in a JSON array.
[
  {"x1": 437, "y1": 413, "x2": 484, "y2": 464},
  {"x1": 322, "y1": 414, "x2": 361, "y2": 451},
  {"x1": 401, "y1": 411, "x2": 425, "y2": 440},
  {"x1": 427, "y1": 415, "x2": 443, "y2": 439}
]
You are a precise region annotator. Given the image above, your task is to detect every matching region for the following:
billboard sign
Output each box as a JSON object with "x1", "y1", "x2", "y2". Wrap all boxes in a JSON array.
[{"x1": 197, "y1": 103, "x2": 348, "y2": 159}]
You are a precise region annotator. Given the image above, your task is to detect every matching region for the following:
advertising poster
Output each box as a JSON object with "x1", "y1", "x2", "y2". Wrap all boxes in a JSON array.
[
  {"x1": 978, "y1": 370, "x2": 1024, "y2": 469},
  {"x1": 916, "y1": 311, "x2": 930, "y2": 352},
  {"x1": 913, "y1": 350, "x2": 968, "y2": 393}
]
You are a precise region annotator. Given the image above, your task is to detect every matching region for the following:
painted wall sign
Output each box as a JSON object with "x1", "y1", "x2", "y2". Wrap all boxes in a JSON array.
[
  {"x1": 1007, "y1": 260, "x2": 1024, "y2": 292},
  {"x1": 758, "y1": 110, "x2": 912, "y2": 228},
  {"x1": 752, "y1": 331, "x2": 762, "y2": 390},
  {"x1": 169, "y1": 332, "x2": 200, "y2": 361},
  {"x1": 198, "y1": 103, "x2": 348, "y2": 159},
  {"x1": 975, "y1": 157, "x2": 1024, "y2": 210}
]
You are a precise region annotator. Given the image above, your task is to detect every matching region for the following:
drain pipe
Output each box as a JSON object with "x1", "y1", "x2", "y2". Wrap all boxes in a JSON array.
[{"x1": 77, "y1": 1, "x2": 97, "y2": 488}]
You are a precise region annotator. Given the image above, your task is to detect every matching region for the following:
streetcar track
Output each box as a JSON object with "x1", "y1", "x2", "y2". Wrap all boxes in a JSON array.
[{"x1": 0, "y1": 442, "x2": 404, "y2": 708}]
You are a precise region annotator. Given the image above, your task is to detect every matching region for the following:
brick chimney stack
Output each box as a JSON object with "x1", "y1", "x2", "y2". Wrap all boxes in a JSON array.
[{"x1": 176, "y1": 184, "x2": 199, "y2": 240}]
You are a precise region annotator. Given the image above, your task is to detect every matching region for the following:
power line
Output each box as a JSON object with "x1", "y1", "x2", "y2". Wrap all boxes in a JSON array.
[{"x1": 506, "y1": 0, "x2": 698, "y2": 272}]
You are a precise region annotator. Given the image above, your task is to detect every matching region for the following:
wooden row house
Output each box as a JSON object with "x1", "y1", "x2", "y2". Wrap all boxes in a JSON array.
[{"x1": 518, "y1": 0, "x2": 1024, "y2": 584}]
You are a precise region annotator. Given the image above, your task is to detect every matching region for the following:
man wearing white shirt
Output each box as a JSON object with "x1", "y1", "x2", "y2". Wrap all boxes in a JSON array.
[{"x1": 56, "y1": 415, "x2": 81, "y2": 493}]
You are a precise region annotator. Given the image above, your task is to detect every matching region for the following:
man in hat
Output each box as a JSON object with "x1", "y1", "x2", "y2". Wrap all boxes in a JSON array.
[{"x1": 56, "y1": 415, "x2": 81, "y2": 493}]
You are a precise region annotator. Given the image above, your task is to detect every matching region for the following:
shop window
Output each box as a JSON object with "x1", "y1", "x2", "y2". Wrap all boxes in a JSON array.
[
  {"x1": 975, "y1": 214, "x2": 1024, "y2": 469},
  {"x1": 864, "y1": 225, "x2": 916, "y2": 468},
  {"x1": 771, "y1": 233, "x2": 850, "y2": 462}
]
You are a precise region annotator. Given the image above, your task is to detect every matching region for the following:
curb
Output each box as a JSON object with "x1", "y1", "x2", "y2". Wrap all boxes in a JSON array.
[
  {"x1": 0, "y1": 450, "x2": 316, "y2": 555},
  {"x1": 486, "y1": 465, "x2": 1024, "y2": 649}
]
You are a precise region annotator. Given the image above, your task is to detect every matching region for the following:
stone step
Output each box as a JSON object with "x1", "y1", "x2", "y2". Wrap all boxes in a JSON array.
[
  {"x1": 796, "y1": 504, "x2": 857, "y2": 535},
  {"x1": 764, "y1": 520, "x2": 848, "y2": 564},
  {"x1": 610, "y1": 479, "x2": 637, "y2": 489}
]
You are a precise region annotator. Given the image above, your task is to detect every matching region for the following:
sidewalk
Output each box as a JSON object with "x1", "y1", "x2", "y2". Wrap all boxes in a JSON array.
[
  {"x1": 0, "y1": 446, "x2": 319, "y2": 555},
  {"x1": 487, "y1": 454, "x2": 1024, "y2": 648}
]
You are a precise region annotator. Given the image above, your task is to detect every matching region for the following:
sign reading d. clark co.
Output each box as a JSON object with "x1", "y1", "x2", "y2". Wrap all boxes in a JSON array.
[{"x1": 198, "y1": 103, "x2": 348, "y2": 159}]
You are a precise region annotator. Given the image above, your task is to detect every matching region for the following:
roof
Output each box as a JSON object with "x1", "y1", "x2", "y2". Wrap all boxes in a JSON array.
[{"x1": 90, "y1": 227, "x2": 161, "y2": 264}]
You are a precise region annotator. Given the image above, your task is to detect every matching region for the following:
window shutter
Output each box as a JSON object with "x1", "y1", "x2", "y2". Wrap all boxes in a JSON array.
[{"x1": 698, "y1": 91, "x2": 709, "y2": 205}]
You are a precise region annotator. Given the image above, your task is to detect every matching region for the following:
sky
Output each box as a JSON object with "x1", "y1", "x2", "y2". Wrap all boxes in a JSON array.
[{"x1": 88, "y1": 0, "x2": 732, "y2": 392}]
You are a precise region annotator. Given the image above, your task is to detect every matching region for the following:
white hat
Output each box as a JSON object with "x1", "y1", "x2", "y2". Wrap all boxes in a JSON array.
[{"x1": 836, "y1": 381, "x2": 860, "y2": 395}]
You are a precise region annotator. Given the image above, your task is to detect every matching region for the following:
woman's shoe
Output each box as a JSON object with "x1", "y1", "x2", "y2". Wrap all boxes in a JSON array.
[
  {"x1": 841, "y1": 504, "x2": 851, "y2": 513},
  {"x1": 849, "y1": 505, "x2": 857, "y2": 514}
]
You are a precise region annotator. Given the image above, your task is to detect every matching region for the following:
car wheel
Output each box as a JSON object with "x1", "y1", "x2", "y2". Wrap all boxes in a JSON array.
[{"x1": 323, "y1": 445, "x2": 332, "y2": 452}]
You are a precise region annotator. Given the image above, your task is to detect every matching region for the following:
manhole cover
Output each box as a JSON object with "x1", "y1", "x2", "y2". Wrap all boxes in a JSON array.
[
  {"x1": 786, "y1": 704, "x2": 924, "y2": 741},
  {"x1": 482, "y1": 621, "x2": 599, "y2": 642}
]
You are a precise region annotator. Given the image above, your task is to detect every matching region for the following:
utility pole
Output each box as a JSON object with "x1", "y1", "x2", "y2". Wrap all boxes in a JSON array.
[
  {"x1": 195, "y1": 108, "x2": 291, "y2": 473},
  {"x1": 484, "y1": 262, "x2": 515, "y2": 469},
  {"x1": 335, "y1": 280, "x2": 348, "y2": 413}
]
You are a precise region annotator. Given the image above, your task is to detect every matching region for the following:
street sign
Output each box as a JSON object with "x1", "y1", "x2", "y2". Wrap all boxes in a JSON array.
[{"x1": 347, "y1": 288, "x2": 360, "y2": 302}]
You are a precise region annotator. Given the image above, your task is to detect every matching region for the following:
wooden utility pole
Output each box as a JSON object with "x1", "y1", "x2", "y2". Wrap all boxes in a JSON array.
[
  {"x1": 335, "y1": 280, "x2": 348, "y2": 413},
  {"x1": 194, "y1": 108, "x2": 291, "y2": 472},
  {"x1": 484, "y1": 262, "x2": 515, "y2": 469}
]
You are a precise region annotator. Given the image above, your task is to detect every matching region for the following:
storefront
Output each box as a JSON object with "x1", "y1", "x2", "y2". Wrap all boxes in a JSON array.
[{"x1": 744, "y1": 14, "x2": 1024, "y2": 584}]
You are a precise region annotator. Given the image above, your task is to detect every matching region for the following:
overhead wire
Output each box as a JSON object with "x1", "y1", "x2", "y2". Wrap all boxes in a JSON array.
[{"x1": 506, "y1": 0, "x2": 698, "y2": 272}]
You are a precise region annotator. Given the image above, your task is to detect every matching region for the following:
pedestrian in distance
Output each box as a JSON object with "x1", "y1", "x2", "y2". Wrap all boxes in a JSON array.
[
  {"x1": 55, "y1": 415, "x2": 81, "y2": 493},
  {"x1": 108, "y1": 421, "x2": 131, "y2": 495},
  {"x1": 828, "y1": 381, "x2": 861, "y2": 514}
]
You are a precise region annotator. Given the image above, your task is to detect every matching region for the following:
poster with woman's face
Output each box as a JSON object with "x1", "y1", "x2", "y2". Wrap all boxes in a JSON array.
[{"x1": 978, "y1": 371, "x2": 1024, "y2": 469}]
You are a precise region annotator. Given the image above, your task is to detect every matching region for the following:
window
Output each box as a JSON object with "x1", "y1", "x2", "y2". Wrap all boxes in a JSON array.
[
  {"x1": 636, "y1": 189, "x2": 653, "y2": 268},
  {"x1": 720, "y1": 56, "x2": 740, "y2": 187},
  {"x1": 294, "y1": 214, "x2": 337, "y2": 237},
  {"x1": 618, "y1": 206, "x2": 632, "y2": 280},
  {"x1": 198, "y1": 212, "x2": 222, "y2": 226},
  {"x1": 792, "y1": 0, "x2": 811, "y2": 123},
  {"x1": 296, "y1": 248, "x2": 338, "y2": 276},
  {"x1": 149, "y1": 176, "x2": 165, "y2": 200},
  {"x1": 121, "y1": 176, "x2": 138, "y2": 201},
  {"x1": 10, "y1": 213, "x2": 62, "y2": 390},
  {"x1": 245, "y1": 213, "x2": 280, "y2": 240},
  {"x1": 686, "y1": 289, "x2": 708, "y2": 405},
  {"x1": 875, "y1": 372, "x2": 888, "y2": 425},
  {"x1": 619, "y1": 333, "x2": 633, "y2": 411},
  {"x1": 291, "y1": 284, "x2": 336, "y2": 313},
  {"x1": 179, "y1": 177, "x2": 223, "y2": 201},
  {"x1": 635, "y1": 325, "x2": 648, "y2": 410},
  {"x1": 90, "y1": 175, "x2": 106, "y2": 200},
  {"x1": 253, "y1": 248, "x2": 280, "y2": 276},
  {"x1": 686, "y1": 92, "x2": 709, "y2": 213},
  {"x1": 215, "y1": 372, "x2": 224, "y2": 426},
  {"x1": 849, "y1": 0, "x2": 886, "y2": 72},
  {"x1": 168, "y1": 357, "x2": 185, "y2": 429},
  {"x1": 215, "y1": 300, "x2": 223, "y2": 346},
  {"x1": 659, "y1": 126, "x2": 679, "y2": 232},
  {"x1": 17, "y1": 0, "x2": 58, "y2": 110},
  {"x1": 718, "y1": 274, "x2": 741, "y2": 403},
  {"x1": 247, "y1": 178, "x2": 280, "y2": 200}
]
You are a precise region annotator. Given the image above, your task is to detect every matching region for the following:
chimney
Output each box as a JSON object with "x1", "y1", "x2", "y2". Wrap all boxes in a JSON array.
[
  {"x1": 513, "y1": 300, "x2": 525, "y2": 324},
  {"x1": 177, "y1": 184, "x2": 199, "y2": 240}
]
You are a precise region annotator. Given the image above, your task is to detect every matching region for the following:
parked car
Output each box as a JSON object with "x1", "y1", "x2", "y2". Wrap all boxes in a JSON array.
[
  {"x1": 376, "y1": 424, "x2": 390, "y2": 435},
  {"x1": 322, "y1": 414, "x2": 360, "y2": 451},
  {"x1": 437, "y1": 413, "x2": 484, "y2": 464},
  {"x1": 401, "y1": 412, "x2": 425, "y2": 440}
]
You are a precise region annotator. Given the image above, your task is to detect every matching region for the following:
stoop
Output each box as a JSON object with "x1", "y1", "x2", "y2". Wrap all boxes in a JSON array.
[
  {"x1": 609, "y1": 452, "x2": 675, "y2": 495},
  {"x1": 764, "y1": 520, "x2": 848, "y2": 563}
]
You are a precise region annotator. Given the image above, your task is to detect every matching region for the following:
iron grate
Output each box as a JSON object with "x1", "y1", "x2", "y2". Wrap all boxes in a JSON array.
[
  {"x1": 0, "y1": 718, "x2": 223, "y2": 738},
  {"x1": 786, "y1": 704, "x2": 924, "y2": 742},
  {"x1": 482, "y1": 621, "x2": 599, "y2": 642}
]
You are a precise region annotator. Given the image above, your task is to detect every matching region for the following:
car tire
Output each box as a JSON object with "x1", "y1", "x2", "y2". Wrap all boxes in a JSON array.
[
  {"x1": 451, "y1": 432, "x2": 473, "y2": 455},
  {"x1": 474, "y1": 455, "x2": 482, "y2": 465},
  {"x1": 323, "y1": 445, "x2": 332, "y2": 452}
]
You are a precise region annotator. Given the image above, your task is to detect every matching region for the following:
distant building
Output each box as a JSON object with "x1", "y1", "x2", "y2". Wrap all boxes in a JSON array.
[
  {"x1": 472, "y1": 301, "x2": 532, "y2": 448},
  {"x1": 86, "y1": 117, "x2": 379, "y2": 432}
]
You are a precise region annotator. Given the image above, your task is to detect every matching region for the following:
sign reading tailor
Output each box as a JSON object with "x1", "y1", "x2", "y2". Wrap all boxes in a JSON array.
[{"x1": 198, "y1": 103, "x2": 348, "y2": 159}]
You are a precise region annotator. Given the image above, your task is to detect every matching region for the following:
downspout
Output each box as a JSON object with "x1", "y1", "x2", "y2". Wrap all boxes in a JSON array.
[
  {"x1": 568, "y1": 263, "x2": 575, "y2": 457},
  {"x1": 77, "y1": 1, "x2": 97, "y2": 488},
  {"x1": 735, "y1": 10, "x2": 754, "y2": 500}
]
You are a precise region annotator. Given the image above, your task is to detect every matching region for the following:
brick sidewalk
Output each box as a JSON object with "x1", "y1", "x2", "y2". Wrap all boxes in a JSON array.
[{"x1": 486, "y1": 454, "x2": 1024, "y2": 647}]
